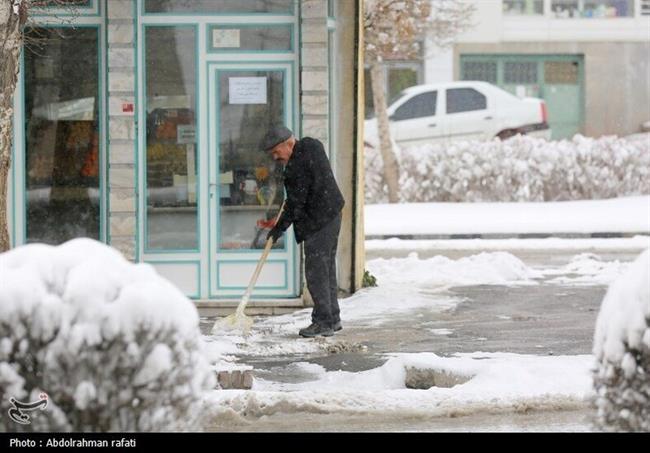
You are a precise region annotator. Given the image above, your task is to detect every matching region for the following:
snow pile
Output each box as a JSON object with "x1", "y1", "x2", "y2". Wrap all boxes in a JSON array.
[
  {"x1": 542, "y1": 253, "x2": 629, "y2": 286},
  {"x1": 592, "y1": 249, "x2": 650, "y2": 432},
  {"x1": 366, "y1": 134, "x2": 650, "y2": 203},
  {"x1": 0, "y1": 239, "x2": 215, "y2": 432},
  {"x1": 367, "y1": 251, "x2": 541, "y2": 288}
]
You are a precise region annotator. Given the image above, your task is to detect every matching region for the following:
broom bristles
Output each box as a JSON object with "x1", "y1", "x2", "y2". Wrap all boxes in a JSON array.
[{"x1": 210, "y1": 295, "x2": 253, "y2": 336}]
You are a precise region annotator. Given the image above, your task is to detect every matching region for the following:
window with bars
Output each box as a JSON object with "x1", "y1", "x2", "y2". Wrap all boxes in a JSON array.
[
  {"x1": 545, "y1": 61, "x2": 579, "y2": 84},
  {"x1": 551, "y1": 0, "x2": 635, "y2": 18},
  {"x1": 641, "y1": 0, "x2": 650, "y2": 15},
  {"x1": 462, "y1": 61, "x2": 498, "y2": 84},
  {"x1": 504, "y1": 62, "x2": 538, "y2": 84},
  {"x1": 503, "y1": 0, "x2": 544, "y2": 15}
]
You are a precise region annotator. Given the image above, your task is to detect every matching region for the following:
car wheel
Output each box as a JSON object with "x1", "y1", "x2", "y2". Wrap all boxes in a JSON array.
[{"x1": 497, "y1": 129, "x2": 519, "y2": 140}]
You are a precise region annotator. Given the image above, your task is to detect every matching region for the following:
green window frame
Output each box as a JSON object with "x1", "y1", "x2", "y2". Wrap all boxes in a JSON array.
[
  {"x1": 142, "y1": 0, "x2": 295, "y2": 15},
  {"x1": 207, "y1": 24, "x2": 294, "y2": 53}
]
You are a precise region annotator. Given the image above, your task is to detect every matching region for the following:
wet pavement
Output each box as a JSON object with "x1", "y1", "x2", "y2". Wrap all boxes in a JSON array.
[{"x1": 215, "y1": 281, "x2": 605, "y2": 376}]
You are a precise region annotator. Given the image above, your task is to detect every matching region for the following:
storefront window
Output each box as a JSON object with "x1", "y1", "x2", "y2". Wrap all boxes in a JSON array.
[
  {"x1": 218, "y1": 71, "x2": 285, "y2": 250},
  {"x1": 551, "y1": 0, "x2": 634, "y2": 18},
  {"x1": 24, "y1": 27, "x2": 100, "y2": 245},
  {"x1": 145, "y1": 26, "x2": 198, "y2": 250},
  {"x1": 503, "y1": 0, "x2": 544, "y2": 15},
  {"x1": 145, "y1": 0, "x2": 294, "y2": 14}
]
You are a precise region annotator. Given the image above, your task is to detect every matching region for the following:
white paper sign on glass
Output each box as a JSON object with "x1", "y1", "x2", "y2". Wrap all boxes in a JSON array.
[
  {"x1": 177, "y1": 124, "x2": 196, "y2": 144},
  {"x1": 229, "y1": 77, "x2": 267, "y2": 104},
  {"x1": 213, "y1": 29, "x2": 240, "y2": 48}
]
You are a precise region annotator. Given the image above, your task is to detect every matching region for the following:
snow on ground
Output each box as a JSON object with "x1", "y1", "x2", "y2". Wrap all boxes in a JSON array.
[
  {"x1": 205, "y1": 244, "x2": 629, "y2": 400},
  {"x1": 204, "y1": 196, "x2": 648, "y2": 421},
  {"x1": 203, "y1": 353, "x2": 594, "y2": 419},
  {"x1": 365, "y1": 196, "x2": 650, "y2": 237},
  {"x1": 541, "y1": 253, "x2": 631, "y2": 286},
  {"x1": 367, "y1": 251, "x2": 542, "y2": 288},
  {"x1": 204, "y1": 241, "x2": 647, "y2": 421}
]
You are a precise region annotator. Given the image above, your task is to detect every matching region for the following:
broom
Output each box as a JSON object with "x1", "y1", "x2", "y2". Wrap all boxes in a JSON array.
[{"x1": 211, "y1": 200, "x2": 285, "y2": 336}]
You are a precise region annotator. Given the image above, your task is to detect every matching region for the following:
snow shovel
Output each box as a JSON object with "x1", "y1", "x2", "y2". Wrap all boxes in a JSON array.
[{"x1": 211, "y1": 201, "x2": 285, "y2": 336}]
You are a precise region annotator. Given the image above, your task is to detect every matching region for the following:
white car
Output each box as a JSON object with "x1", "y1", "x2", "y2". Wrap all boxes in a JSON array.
[{"x1": 364, "y1": 81, "x2": 550, "y2": 149}]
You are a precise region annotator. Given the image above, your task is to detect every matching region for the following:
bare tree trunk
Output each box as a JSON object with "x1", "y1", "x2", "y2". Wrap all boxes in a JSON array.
[
  {"x1": 369, "y1": 61, "x2": 400, "y2": 203},
  {"x1": 0, "y1": 2, "x2": 25, "y2": 252}
]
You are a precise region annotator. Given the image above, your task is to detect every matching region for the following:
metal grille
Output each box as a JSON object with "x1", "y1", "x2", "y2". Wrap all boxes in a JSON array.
[
  {"x1": 503, "y1": 0, "x2": 544, "y2": 15},
  {"x1": 544, "y1": 61, "x2": 579, "y2": 84},
  {"x1": 462, "y1": 61, "x2": 497, "y2": 84},
  {"x1": 504, "y1": 62, "x2": 538, "y2": 84}
]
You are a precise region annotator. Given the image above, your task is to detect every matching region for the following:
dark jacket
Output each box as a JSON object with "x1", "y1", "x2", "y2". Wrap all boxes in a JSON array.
[{"x1": 275, "y1": 137, "x2": 345, "y2": 243}]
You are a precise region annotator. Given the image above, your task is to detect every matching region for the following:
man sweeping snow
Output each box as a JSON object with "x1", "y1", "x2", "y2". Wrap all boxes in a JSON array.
[{"x1": 262, "y1": 125, "x2": 345, "y2": 338}]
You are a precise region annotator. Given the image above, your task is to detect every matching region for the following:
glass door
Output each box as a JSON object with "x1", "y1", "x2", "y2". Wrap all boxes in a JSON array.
[
  {"x1": 208, "y1": 63, "x2": 298, "y2": 298},
  {"x1": 216, "y1": 70, "x2": 285, "y2": 251}
]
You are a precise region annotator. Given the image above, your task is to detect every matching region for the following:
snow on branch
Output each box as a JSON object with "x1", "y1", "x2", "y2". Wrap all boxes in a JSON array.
[{"x1": 364, "y1": 0, "x2": 474, "y2": 62}]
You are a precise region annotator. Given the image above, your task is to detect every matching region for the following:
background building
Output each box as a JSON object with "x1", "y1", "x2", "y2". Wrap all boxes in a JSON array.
[
  {"x1": 368, "y1": 0, "x2": 650, "y2": 139},
  {"x1": 8, "y1": 0, "x2": 365, "y2": 313}
]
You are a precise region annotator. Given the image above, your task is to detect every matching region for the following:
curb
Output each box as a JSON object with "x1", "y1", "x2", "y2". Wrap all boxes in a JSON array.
[
  {"x1": 216, "y1": 370, "x2": 254, "y2": 390},
  {"x1": 365, "y1": 232, "x2": 650, "y2": 240}
]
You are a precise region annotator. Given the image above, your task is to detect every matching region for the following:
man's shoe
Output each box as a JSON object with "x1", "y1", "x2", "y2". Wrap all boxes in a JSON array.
[
  {"x1": 333, "y1": 321, "x2": 342, "y2": 332},
  {"x1": 299, "y1": 323, "x2": 334, "y2": 338}
]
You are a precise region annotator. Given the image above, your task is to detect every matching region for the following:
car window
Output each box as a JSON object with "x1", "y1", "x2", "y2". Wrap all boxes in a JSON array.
[
  {"x1": 392, "y1": 91, "x2": 437, "y2": 121},
  {"x1": 446, "y1": 88, "x2": 487, "y2": 114}
]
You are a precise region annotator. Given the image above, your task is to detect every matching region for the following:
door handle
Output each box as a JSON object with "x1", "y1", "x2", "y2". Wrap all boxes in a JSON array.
[
  {"x1": 428, "y1": 123, "x2": 437, "y2": 128},
  {"x1": 484, "y1": 116, "x2": 493, "y2": 120}
]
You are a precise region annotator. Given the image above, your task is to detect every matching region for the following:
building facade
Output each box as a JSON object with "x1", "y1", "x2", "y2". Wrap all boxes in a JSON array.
[
  {"x1": 424, "y1": 0, "x2": 650, "y2": 139},
  {"x1": 7, "y1": 0, "x2": 365, "y2": 313}
]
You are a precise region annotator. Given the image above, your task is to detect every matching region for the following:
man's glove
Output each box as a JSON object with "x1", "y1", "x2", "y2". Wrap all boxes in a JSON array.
[{"x1": 267, "y1": 226, "x2": 283, "y2": 244}]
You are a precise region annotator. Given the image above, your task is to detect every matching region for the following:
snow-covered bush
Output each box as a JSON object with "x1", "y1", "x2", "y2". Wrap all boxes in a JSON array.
[
  {"x1": 592, "y1": 249, "x2": 650, "y2": 432},
  {"x1": 365, "y1": 134, "x2": 650, "y2": 203},
  {"x1": 0, "y1": 239, "x2": 215, "y2": 432}
]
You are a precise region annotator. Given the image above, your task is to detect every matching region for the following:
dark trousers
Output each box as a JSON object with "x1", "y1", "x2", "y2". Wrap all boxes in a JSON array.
[{"x1": 304, "y1": 212, "x2": 342, "y2": 328}]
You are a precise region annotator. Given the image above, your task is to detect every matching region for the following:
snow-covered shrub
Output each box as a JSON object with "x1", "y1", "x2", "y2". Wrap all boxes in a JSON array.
[
  {"x1": 592, "y1": 249, "x2": 650, "y2": 432},
  {"x1": 0, "y1": 239, "x2": 215, "y2": 432},
  {"x1": 365, "y1": 134, "x2": 650, "y2": 203}
]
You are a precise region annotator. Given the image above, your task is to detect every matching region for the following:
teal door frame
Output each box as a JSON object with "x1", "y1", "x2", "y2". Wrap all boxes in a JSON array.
[
  {"x1": 136, "y1": 1, "x2": 301, "y2": 300},
  {"x1": 207, "y1": 62, "x2": 299, "y2": 299}
]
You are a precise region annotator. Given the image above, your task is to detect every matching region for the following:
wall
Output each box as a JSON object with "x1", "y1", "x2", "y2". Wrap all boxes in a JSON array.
[
  {"x1": 333, "y1": 0, "x2": 364, "y2": 293},
  {"x1": 107, "y1": 0, "x2": 137, "y2": 261}
]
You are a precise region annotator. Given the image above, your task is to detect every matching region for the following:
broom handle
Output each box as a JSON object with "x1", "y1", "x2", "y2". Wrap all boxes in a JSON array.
[{"x1": 241, "y1": 201, "x2": 286, "y2": 302}]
